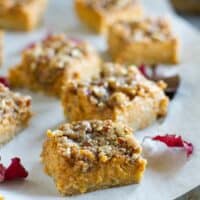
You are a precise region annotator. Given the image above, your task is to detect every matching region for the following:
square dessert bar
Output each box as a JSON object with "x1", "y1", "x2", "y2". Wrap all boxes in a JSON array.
[
  {"x1": 41, "y1": 120, "x2": 146, "y2": 195},
  {"x1": 0, "y1": 0, "x2": 47, "y2": 31},
  {"x1": 62, "y1": 63, "x2": 169, "y2": 131},
  {"x1": 75, "y1": 0, "x2": 143, "y2": 34},
  {"x1": 9, "y1": 34, "x2": 101, "y2": 97},
  {"x1": 108, "y1": 17, "x2": 179, "y2": 65},
  {"x1": 0, "y1": 31, "x2": 3, "y2": 66},
  {"x1": 0, "y1": 84, "x2": 32, "y2": 145}
]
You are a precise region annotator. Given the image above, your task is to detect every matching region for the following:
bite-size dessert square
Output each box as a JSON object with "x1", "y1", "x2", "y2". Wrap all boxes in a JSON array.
[
  {"x1": 0, "y1": 31, "x2": 3, "y2": 66},
  {"x1": 0, "y1": 83, "x2": 32, "y2": 145},
  {"x1": 75, "y1": 0, "x2": 143, "y2": 34},
  {"x1": 62, "y1": 63, "x2": 169, "y2": 131},
  {"x1": 9, "y1": 34, "x2": 101, "y2": 97},
  {"x1": 0, "y1": 0, "x2": 47, "y2": 31},
  {"x1": 41, "y1": 120, "x2": 146, "y2": 195},
  {"x1": 108, "y1": 17, "x2": 179, "y2": 65}
]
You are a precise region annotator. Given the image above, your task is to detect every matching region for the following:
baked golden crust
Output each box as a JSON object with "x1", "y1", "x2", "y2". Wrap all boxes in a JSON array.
[
  {"x1": 171, "y1": 0, "x2": 200, "y2": 14},
  {"x1": 0, "y1": 0, "x2": 47, "y2": 31},
  {"x1": 41, "y1": 120, "x2": 146, "y2": 195},
  {"x1": 75, "y1": 0, "x2": 143, "y2": 34},
  {"x1": 8, "y1": 34, "x2": 101, "y2": 97},
  {"x1": 0, "y1": 83, "x2": 32, "y2": 145},
  {"x1": 62, "y1": 63, "x2": 169, "y2": 131},
  {"x1": 108, "y1": 17, "x2": 179, "y2": 65},
  {"x1": 0, "y1": 31, "x2": 3, "y2": 66}
]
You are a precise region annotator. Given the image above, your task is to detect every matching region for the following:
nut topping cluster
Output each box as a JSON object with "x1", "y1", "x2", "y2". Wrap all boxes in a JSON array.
[
  {"x1": 86, "y1": 0, "x2": 137, "y2": 10},
  {"x1": 113, "y1": 18, "x2": 173, "y2": 42},
  {"x1": 23, "y1": 34, "x2": 94, "y2": 71},
  {"x1": 68, "y1": 63, "x2": 166, "y2": 108},
  {"x1": 21, "y1": 34, "x2": 96, "y2": 85},
  {"x1": 48, "y1": 120, "x2": 141, "y2": 171},
  {"x1": 0, "y1": 84, "x2": 31, "y2": 124}
]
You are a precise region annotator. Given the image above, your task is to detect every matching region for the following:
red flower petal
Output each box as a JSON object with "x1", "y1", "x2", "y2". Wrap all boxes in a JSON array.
[
  {"x1": 138, "y1": 65, "x2": 180, "y2": 100},
  {"x1": 0, "y1": 77, "x2": 10, "y2": 88},
  {"x1": 0, "y1": 164, "x2": 6, "y2": 182},
  {"x1": 4, "y1": 157, "x2": 28, "y2": 181},
  {"x1": 153, "y1": 135, "x2": 193, "y2": 157},
  {"x1": 0, "y1": 157, "x2": 28, "y2": 183},
  {"x1": 138, "y1": 64, "x2": 148, "y2": 78}
]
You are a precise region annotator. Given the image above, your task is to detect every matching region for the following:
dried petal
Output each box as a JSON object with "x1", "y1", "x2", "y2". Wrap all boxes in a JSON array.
[
  {"x1": 138, "y1": 65, "x2": 180, "y2": 99},
  {"x1": 142, "y1": 137, "x2": 188, "y2": 170},
  {"x1": 138, "y1": 64, "x2": 148, "y2": 78},
  {"x1": 0, "y1": 164, "x2": 6, "y2": 182},
  {"x1": 0, "y1": 157, "x2": 28, "y2": 183},
  {"x1": 0, "y1": 77, "x2": 9, "y2": 88},
  {"x1": 163, "y1": 75, "x2": 180, "y2": 99},
  {"x1": 4, "y1": 158, "x2": 28, "y2": 181},
  {"x1": 153, "y1": 135, "x2": 193, "y2": 157}
]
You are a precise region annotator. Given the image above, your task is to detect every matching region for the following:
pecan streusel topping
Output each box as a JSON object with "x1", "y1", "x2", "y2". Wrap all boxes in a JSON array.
[
  {"x1": 113, "y1": 18, "x2": 173, "y2": 42},
  {"x1": 68, "y1": 63, "x2": 166, "y2": 108},
  {"x1": 23, "y1": 34, "x2": 94, "y2": 71},
  {"x1": 0, "y1": 83, "x2": 31, "y2": 124},
  {"x1": 86, "y1": 0, "x2": 138, "y2": 10},
  {"x1": 48, "y1": 120, "x2": 140, "y2": 168},
  {"x1": 21, "y1": 34, "x2": 96, "y2": 84}
]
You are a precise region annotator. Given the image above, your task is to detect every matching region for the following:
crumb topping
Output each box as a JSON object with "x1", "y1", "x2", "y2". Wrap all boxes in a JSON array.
[
  {"x1": 23, "y1": 34, "x2": 94, "y2": 71},
  {"x1": 0, "y1": 84, "x2": 31, "y2": 124},
  {"x1": 86, "y1": 0, "x2": 138, "y2": 10},
  {"x1": 21, "y1": 34, "x2": 96, "y2": 84},
  {"x1": 113, "y1": 18, "x2": 173, "y2": 42},
  {"x1": 48, "y1": 120, "x2": 141, "y2": 170},
  {"x1": 68, "y1": 63, "x2": 165, "y2": 108}
]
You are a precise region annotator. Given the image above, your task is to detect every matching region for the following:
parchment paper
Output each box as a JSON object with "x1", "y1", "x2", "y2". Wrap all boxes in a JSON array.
[{"x1": 0, "y1": 0, "x2": 200, "y2": 199}]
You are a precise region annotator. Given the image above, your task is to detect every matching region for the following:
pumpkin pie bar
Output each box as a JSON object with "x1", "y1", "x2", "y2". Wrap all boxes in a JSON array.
[
  {"x1": 0, "y1": 83, "x2": 32, "y2": 145},
  {"x1": 75, "y1": 0, "x2": 143, "y2": 34},
  {"x1": 8, "y1": 34, "x2": 101, "y2": 97},
  {"x1": 0, "y1": 31, "x2": 3, "y2": 66},
  {"x1": 0, "y1": 0, "x2": 47, "y2": 31},
  {"x1": 108, "y1": 17, "x2": 179, "y2": 65},
  {"x1": 41, "y1": 120, "x2": 146, "y2": 195},
  {"x1": 62, "y1": 63, "x2": 169, "y2": 131}
]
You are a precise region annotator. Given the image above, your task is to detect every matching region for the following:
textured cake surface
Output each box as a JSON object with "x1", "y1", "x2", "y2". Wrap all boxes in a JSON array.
[
  {"x1": 0, "y1": 84, "x2": 32, "y2": 145},
  {"x1": 62, "y1": 63, "x2": 169, "y2": 130},
  {"x1": 111, "y1": 18, "x2": 173, "y2": 42},
  {"x1": 108, "y1": 17, "x2": 179, "y2": 65},
  {"x1": 8, "y1": 34, "x2": 100, "y2": 96},
  {"x1": 41, "y1": 120, "x2": 146, "y2": 195},
  {"x1": 84, "y1": 0, "x2": 140, "y2": 11},
  {"x1": 0, "y1": 0, "x2": 47, "y2": 31},
  {"x1": 75, "y1": 0, "x2": 143, "y2": 34}
]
